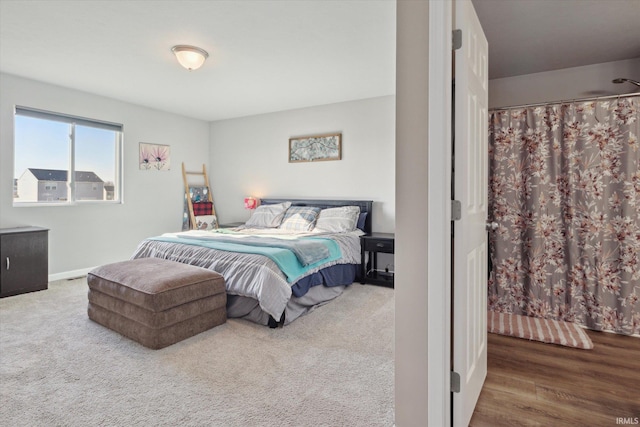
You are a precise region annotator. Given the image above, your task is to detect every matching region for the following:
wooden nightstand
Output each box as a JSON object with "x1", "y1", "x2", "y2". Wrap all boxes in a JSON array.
[{"x1": 360, "y1": 232, "x2": 394, "y2": 287}]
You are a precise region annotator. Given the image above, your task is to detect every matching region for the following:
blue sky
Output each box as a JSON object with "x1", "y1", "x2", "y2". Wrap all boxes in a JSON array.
[{"x1": 14, "y1": 116, "x2": 117, "y2": 183}]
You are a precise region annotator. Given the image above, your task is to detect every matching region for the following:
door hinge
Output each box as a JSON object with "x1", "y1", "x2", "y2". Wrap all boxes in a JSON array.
[
  {"x1": 451, "y1": 371, "x2": 461, "y2": 393},
  {"x1": 453, "y1": 29, "x2": 462, "y2": 50},
  {"x1": 451, "y1": 200, "x2": 462, "y2": 221}
]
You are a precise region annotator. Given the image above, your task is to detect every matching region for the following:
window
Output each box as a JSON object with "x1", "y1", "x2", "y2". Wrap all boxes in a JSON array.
[{"x1": 13, "y1": 106, "x2": 123, "y2": 205}]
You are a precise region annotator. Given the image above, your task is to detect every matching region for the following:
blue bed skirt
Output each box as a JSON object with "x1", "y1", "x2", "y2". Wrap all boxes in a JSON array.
[{"x1": 291, "y1": 264, "x2": 358, "y2": 297}]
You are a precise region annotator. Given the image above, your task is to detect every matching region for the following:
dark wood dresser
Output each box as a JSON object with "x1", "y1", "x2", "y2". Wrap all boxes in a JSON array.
[{"x1": 0, "y1": 226, "x2": 49, "y2": 298}]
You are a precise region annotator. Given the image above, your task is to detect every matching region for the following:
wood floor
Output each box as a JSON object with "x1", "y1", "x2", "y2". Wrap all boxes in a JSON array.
[{"x1": 470, "y1": 329, "x2": 640, "y2": 426}]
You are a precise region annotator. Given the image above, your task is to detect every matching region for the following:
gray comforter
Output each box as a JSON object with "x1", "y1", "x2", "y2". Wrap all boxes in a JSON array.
[{"x1": 131, "y1": 230, "x2": 362, "y2": 322}]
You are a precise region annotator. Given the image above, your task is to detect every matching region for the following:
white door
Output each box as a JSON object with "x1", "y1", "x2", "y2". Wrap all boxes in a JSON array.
[{"x1": 452, "y1": 0, "x2": 489, "y2": 426}]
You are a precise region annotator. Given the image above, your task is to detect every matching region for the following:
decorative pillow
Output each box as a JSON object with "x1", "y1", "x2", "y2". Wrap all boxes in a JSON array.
[
  {"x1": 195, "y1": 215, "x2": 217, "y2": 230},
  {"x1": 356, "y1": 212, "x2": 368, "y2": 231},
  {"x1": 192, "y1": 201, "x2": 213, "y2": 216},
  {"x1": 244, "y1": 202, "x2": 291, "y2": 228},
  {"x1": 314, "y1": 206, "x2": 361, "y2": 233},
  {"x1": 279, "y1": 206, "x2": 322, "y2": 232}
]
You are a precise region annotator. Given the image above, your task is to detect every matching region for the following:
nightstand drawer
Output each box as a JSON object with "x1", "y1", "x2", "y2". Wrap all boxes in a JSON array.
[{"x1": 364, "y1": 238, "x2": 394, "y2": 253}]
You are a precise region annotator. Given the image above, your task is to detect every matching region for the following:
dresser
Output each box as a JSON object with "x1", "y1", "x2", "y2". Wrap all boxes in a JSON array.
[{"x1": 0, "y1": 226, "x2": 49, "y2": 297}]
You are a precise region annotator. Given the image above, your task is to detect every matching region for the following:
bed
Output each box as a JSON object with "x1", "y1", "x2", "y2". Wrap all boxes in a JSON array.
[{"x1": 131, "y1": 198, "x2": 373, "y2": 326}]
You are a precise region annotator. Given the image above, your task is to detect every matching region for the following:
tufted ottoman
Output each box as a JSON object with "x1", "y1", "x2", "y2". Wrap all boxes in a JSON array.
[{"x1": 87, "y1": 258, "x2": 226, "y2": 349}]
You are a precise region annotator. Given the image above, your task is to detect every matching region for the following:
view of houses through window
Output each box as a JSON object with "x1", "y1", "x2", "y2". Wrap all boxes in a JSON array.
[{"x1": 13, "y1": 107, "x2": 122, "y2": 204}]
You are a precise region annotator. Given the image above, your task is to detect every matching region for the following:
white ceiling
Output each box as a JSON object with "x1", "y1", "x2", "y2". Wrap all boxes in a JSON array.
[
  {"x1": 1, "y1": 1, "x2": 639, "y2": 122},
  {"x1": 472, "y1": 0, "x2": 640, "y2": 79},
  {"x1": 0, "y1": 1, "x2": 396, "y2": 121}
]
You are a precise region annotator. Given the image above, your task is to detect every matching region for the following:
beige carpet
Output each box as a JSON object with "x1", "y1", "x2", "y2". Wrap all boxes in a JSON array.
[
  {"x1": 0, "y1": 279, "x2": 394, "y2": 426},
  {"x1": 488, "y1": 310, "x2": 594, "y2": 349}
]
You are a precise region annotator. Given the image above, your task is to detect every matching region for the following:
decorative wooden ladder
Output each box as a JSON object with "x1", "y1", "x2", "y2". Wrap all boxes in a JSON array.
[{"x1": 181, "y1": 162, "x2": 217, "y2": 229}]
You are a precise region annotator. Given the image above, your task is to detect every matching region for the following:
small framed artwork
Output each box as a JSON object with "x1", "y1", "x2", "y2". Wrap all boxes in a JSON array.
[
  {"x1": 289, "y1": 133, "x2": 342, "y2": 163},
  {"x1": 139, "y1": 142, "x2": 171, "y2": 171}
]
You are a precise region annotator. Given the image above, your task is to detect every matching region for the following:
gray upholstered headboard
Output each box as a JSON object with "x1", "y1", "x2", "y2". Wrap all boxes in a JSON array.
[{"x1": 259, "y1": 198, "x2": 373, "y2": 234}]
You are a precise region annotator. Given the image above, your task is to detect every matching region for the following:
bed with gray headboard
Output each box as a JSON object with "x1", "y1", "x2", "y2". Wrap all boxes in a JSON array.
[{"x1": 132, "y1": 198, "x2": 373, "y2": 327}]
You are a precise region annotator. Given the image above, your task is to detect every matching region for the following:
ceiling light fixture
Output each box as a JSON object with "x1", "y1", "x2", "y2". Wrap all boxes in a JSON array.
[{"x1": 171, "y1": 45, "x2": 209, "y2": 71}]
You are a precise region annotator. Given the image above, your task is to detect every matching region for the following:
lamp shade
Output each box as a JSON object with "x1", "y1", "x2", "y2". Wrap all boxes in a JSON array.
[
  {"x1": 244, "y1": 196, "x2": 258, "y2": 210},
  {"x1": 171, "y1": 45, "x2": 209, "y2": 71}
]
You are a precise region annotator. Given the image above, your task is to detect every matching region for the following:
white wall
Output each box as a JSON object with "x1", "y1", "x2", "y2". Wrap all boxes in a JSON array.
[
  {"x1": 0, "y1": 73, "x2": 210, "y2": 277},
  {"x1": 209, "y1": 96, "x2": 395, "y2": 233},
  {"x1": 489, "y1": 58, "x2": 640, "y2": 109}
]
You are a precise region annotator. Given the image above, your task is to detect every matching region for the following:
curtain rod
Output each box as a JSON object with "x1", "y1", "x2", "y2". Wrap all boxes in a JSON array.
[{"x1": 490, "y1": 91, "x2": 640, "y2": 112}]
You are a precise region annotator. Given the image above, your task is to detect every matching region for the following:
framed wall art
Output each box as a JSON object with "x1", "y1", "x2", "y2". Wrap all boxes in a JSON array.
[
  {"x1": 288, "y1": 133, "x2": 342, "y2": 163},
  {"x1": 139, "y1": 142, "x2": 171, "y2": 171}
]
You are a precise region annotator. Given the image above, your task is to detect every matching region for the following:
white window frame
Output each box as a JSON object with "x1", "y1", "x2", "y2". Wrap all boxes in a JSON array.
[{"x1": 13, "y1": 106, "x2": 123, "y2": 206}]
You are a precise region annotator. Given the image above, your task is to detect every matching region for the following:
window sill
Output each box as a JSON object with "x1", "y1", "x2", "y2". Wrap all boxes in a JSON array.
[{"x1": 13, "y1": 200, "x2": 123, "y2": 207}]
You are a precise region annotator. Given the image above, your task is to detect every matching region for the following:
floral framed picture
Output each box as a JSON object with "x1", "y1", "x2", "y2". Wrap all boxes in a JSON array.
[
  {"x1": 139, "y1": 142, "x2": 170, "y2": 171},
  {"x1": 289, "y1": 133, "x2": 342, "y2": 163}
]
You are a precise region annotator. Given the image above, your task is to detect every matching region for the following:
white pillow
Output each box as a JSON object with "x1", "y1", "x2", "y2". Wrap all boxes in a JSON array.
[
  {"x1": 194, "y1": 215, "x2": 217, "y2": 230},
  {"x1": 244, "y1": 202, "x2": 291, "y2": 228},
  {"x1": 314, "y1": 206, "x2": 360, "y2": 233}
]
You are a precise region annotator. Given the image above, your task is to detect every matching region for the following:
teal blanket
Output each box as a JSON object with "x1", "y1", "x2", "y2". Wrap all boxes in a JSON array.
[
  {"x1": 148, "y1": 235, "x2": 341, "y2": 283},
  {"x1": 175, "y1": 233, "x2": 330, "y2": 266}
]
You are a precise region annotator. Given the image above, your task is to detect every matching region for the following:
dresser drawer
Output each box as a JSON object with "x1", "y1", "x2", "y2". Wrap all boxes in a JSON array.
[{"x1": 364, "y1": 238, "x2": 394, "y2": 253}]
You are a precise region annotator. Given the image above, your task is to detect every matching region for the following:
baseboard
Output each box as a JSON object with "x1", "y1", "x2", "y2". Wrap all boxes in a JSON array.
[{"x1": 49, "y1": 267, "x2": 96, "y2": 282}]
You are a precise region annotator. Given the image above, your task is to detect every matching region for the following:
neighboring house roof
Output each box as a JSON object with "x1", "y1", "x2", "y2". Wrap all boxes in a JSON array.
[{"x1": 27, "y1": 168, "x2": 104, "y2": 183}]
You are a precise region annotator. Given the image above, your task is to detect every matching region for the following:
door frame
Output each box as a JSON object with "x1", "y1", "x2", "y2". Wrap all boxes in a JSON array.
[
  {"x1": 395, "y1": 1, "x2": 462, "y2": 425},
  {"x1": 427, "y1": 1, "x2": 454, "y2": 426}
]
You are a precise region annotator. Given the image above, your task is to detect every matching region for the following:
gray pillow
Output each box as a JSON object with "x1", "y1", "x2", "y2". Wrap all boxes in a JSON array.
[
  {"x1": 314, "y1": 206, "x2": 360, "y2": 232},
  {"x1": 244, "y1": 202, "x2": 291, "y2": 228}
]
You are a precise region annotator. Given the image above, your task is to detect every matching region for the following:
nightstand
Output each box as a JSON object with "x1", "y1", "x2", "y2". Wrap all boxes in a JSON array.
[
  {"x1": 360, "y1": 232, "x2": 394, "y2": 287},
  {"x1": 1, "y1": 227, "x2": 48, "y2": 298}
]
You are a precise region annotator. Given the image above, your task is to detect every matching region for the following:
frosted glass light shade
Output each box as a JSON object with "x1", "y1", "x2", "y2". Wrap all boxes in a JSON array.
[{"x1": 171, "y1": 45, "x2": 209, "y2": 71}]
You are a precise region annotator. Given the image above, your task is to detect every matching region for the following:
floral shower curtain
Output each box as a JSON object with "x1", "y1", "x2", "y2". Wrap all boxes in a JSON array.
[{"x1": 488, "y1": 95, "x2": 639, "y2": 336}]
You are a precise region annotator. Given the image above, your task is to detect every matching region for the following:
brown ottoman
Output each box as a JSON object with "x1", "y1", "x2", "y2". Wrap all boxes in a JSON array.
[{"x1": 87, "y1": 258, "x2": 226, "y2": 349}]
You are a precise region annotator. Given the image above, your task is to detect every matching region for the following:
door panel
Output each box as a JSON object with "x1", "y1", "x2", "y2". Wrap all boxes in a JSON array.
[{"x1": 453, "y1": 0, "x2": 488, "y2": 426}]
